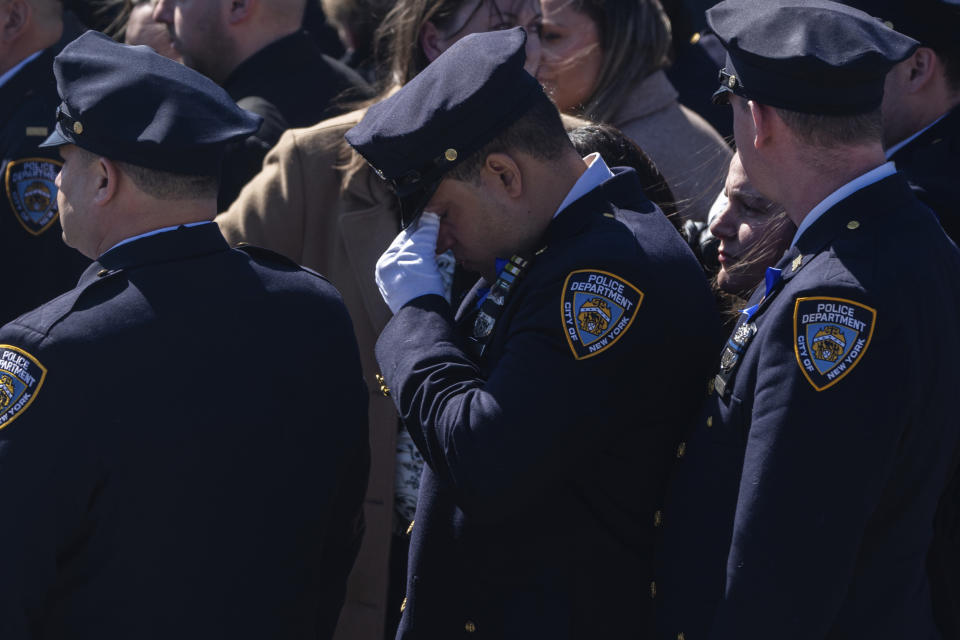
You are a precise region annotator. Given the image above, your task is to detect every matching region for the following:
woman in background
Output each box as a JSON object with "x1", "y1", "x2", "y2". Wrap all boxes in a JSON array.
[
  {"x1": 708, "y1": 152, "x2": 795, "y2": 327},
  {"x1": 538, "y1": 0, "x2": 730, "y2": 223}
]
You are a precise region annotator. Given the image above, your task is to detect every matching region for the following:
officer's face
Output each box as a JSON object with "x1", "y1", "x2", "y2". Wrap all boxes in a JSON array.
[
  {"x1": 430, "y1": 175, "x2": 524, "y2": 281},
  {"x1": 56, "y1": 145, "x2": 106, "y2": 259},
  {"x1": 153, "y1": 0, "x2": 231, "y2": 81},
  {"x1": 709, "y1": 152, "x2": 793, "y2": 295},
  {"x1": 433, "y1": 0, "x2": 543, "y2": 76},
  {"x1": 537, "y1": 0, "x2": 603, "y2": 113}
]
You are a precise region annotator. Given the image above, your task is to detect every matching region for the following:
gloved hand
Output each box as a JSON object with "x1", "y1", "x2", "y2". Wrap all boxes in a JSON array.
[{"x1": 375, "y1": 211, "x2": 448, "y2": 314}]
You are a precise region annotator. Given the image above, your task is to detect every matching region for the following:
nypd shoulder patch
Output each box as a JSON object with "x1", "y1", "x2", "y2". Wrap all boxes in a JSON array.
[
  {"x1": 793, "y1": 296, "x2": 876, "y2": 391},
  {"x1": 561, "y1": 269, "x2": 643, "y2": 360},
  {"x1": 5, "y1": 157, "x2": 62, "y2": 236},
  {"x1": 0, "y1": 345, "x2": 47, "y2": 431}
]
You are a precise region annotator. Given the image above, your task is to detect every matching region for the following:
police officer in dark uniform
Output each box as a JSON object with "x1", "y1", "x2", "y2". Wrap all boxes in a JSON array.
[
  {"x1": 656, "y1": 2, "x2": 960, "y2": 638},
  {"x1": 0, "y1": 32, "x2": 369, "y2": 638},
  {"x1": 836, "y1": 5, "x2": 960, "y2": 636},
  {"x1": 842, "y1": 0, "x2": 960, "y2": 246},
  {"x1": 346, "y1": 28, "x2": 720, "y2": 639},
  {"x1": 1, "y1": 4, "x2": 88, "y2": 325}
]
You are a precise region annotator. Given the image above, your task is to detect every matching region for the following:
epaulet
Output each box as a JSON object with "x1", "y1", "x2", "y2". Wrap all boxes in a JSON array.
[
  {"x1": 231, "y1": 242, "x2": 327, "y2": 280},
  {"x1": 11, "y1": 267, "x2": 123, "y2": 337}
]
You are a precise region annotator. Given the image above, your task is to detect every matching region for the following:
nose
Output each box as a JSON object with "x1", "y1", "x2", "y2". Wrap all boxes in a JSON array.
[
  {"x1": 153, "y1": 0, "x2": 173, "y2": 24},
  {"x1": 708, "y1": 194, "x2": 736, "y2": 240}
]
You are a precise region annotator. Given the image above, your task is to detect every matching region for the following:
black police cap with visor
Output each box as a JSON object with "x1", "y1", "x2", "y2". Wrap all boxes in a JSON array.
[
  {"x1": 40, "y1": 30, "x2": 261, "y2": 177},
  {"x1": 837, "y1": 0, "x2": 960, "y2": 50},
  {"x1": 344, "y1": 27, "x2": 551, "y2": 228},
  {"x1": 706, "y1": 0, "x2": 919, "y2": 115}
]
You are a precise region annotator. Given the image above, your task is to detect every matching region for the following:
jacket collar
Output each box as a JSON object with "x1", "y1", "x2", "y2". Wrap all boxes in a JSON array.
[
  {"x1": 83, "y1": 223, "x2": 230, "y2": 284},
  {"x1": 776, "y1": 173, "x2": 915, "y2": 283},
  {"x1": 607, "y1": 70, "x2": 678, "y2": 127},
  {"x1": 889, "y1": 104, "x2": 959, "y2": 165},
  {"x1": 544, "y1": 167, "x2": 657, "y2": 246},
  {"x1": 222, "y1": 30, "x2": 315, "y2": 101}
]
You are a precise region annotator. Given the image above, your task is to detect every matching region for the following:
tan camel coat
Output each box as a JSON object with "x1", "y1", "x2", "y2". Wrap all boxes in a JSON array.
[
  {"x1": 609, "y1": 70, "x2": 732, "y2": 223},
  {"x1": 217, "y1": 108, "x2": 399, "y2": 640}
]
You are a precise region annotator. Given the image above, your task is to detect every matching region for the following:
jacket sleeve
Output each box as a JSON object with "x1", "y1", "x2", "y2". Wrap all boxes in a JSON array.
[
  {"x1": 0, "y1": 330, "x2": 99, "y2": 638},
  {"x1": 216, "y1": 128, "x2": 310, "y2": 263},
  {"x1": 708, "y1": 285, "x2": 908, "y2": 639},
  {"x1": 374, "y1": 264, "x2": 652, "y2": 523}
]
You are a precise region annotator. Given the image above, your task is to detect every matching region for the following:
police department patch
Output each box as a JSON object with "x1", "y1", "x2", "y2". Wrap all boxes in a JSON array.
[
  {"x1": 5, "y1": 158, "x2": 62, "y2": 235},
  {"x1": 0, "y1": 345, "x2": 47, "y2": 430},
  {"x1": 793, "y1": 296, "x2": 876, "y2": 391},
  {"x1": 561, "y1": 269, "x2": 643, "y2": 360}
]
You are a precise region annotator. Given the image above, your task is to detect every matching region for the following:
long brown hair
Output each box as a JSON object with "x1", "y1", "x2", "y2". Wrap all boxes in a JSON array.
[
  {"x1": 373, "y1": 0, "x2": 491, "y2": 88},
  {"x1": 571, "y1": 0, "x2": 673, "y2": 123}
]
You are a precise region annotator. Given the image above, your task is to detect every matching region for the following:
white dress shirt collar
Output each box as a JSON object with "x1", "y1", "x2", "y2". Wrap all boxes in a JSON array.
[
  {"x1": 790, "y1": 162, "x2": 897, "y2": 248},
  {"x1": 553, "y1": 153, "x2": 615, "y2": 218}
]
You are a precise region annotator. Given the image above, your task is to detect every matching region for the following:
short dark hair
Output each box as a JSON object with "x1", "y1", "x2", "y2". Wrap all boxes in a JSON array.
[
  {"x1": 773, "y1": 106, "x2": 883, "y2": 148},
  {"x1": 116, "y1": 161, "x2": 219, "y2": 200},
  {"x1": 567, "y1": 122, "x2": 677, "y2": 220},
  {"x1": 446, "y1": 98, "x2": 574, "y2": 183}
]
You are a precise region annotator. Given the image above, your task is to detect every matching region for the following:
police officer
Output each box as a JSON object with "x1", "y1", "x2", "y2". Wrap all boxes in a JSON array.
[
  {"x1": 1, "y1": 0, "x2": 88, "y2": 325},
  {"x1": 0, "y1": 32, "x2": 369, "y2": 638},
  {"x1": 841, "y1": 0, "x2": 960, "y2": 246},
  {"x1": 656, "y1": 1, "x2": 960, "y2": 638},
  {"x1": 346, "y1": 28, "x2": 720, "y2": 639}
]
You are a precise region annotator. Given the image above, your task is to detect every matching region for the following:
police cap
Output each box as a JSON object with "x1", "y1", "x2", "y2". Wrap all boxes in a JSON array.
[
  {"x1": 345, "y1": 27, "x2": 550, "y2": 227},
  {"x1": 838, "y1": 0, "x2": 960, "y2": 50},
  {"x1": 40, "y1": 31, "x2": 261, "y2": 177},
  {"x1": 707, "y1": 0, "x2": 919, "y2": 115}
]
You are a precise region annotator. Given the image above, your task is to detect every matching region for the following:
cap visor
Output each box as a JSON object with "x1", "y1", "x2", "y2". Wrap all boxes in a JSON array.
[
  {"x1": 711, "y1": 85, "x2": 732, "y2": 105},
  {"x1": 398, "y1": 179, "x2": 442, "y2": 229},
  {"x1": 38, "y1": 127, "x2": 71, "y2": 148}
]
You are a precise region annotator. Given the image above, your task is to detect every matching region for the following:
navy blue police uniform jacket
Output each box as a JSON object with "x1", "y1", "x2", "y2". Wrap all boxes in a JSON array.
[
  {"x1": 0, "y1": 223, "x2": 369, "y2": 639},
  {"x1": 655, "y1": 171, "x2": 960, "y2": 640},
  {"x1": 890, "y1": 105, "x2": 960, "y2": 246},
  {"x1": 0, "y1": 15, "x2": 89, "y2": 325},
  {"x1": 375, "y1": 168, "x2": 721, "y2": 639},
  {"x1": 891, "y1": 104, "x2": 960, "y2": 640}
]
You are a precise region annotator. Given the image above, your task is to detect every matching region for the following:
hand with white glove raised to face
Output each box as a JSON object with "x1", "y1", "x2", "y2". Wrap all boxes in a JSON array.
[{"x1": 375, "y1": 211, "x2": 449, "y2": 314}]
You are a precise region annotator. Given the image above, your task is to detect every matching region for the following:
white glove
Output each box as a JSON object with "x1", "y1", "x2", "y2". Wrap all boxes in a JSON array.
[{"x1": 375, "y1": 211, "x2": 448, "y2": 314}]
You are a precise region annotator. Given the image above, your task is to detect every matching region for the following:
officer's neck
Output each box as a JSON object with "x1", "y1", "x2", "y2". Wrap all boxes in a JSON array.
[
  {"x1": 773, "y1": 143, "x2": 886, "y2": 229},
  {"x1": 94, "y1": 197, "x2": 217, "y2": 259}
]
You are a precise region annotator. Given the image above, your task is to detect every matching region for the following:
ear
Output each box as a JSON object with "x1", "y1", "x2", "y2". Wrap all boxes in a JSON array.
[
  {"x1": 93, "y1": 157, "x2": 120, "y2": 207},
  {"x1": 227, "y1": 0, "x2": 255, "y2": 25},
  {"x1": 904, "y1": 47, "x2": 938, "y2": 94},
  {"x1": 419, "y1": 20, "x2": 445, "y2": 63},
  {"x1": 1, "y1": 0, "x2": 31, "y2": 44},
  {"x1": 483, "y1": 152, "x2": 524, "y2": 199},
  {"x1": 748, "y1": 100, "x2": 771, "y2": 150}
]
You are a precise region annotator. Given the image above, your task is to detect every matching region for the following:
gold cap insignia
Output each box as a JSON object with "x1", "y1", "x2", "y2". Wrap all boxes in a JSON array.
[
  {"x1": 444, "y1": 148, "x2": 458, "y2": 162},
  {"x1": 73, "y1": 121, "x2": 84, "y2": 135}
]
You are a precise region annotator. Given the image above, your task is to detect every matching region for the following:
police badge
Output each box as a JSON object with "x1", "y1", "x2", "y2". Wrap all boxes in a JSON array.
[
  {"x1": 793, "y1": 296, "x2": 876, "y2": 391},
  {"x1": 0, "y1": 345, "x2": 47, "y2": 431},
  {"x1": 561, "y1": 269, "x2": 643, "y2": 360},
  {"x1": 5, "y1": 157, "x2": 62, "y2": 235}
]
